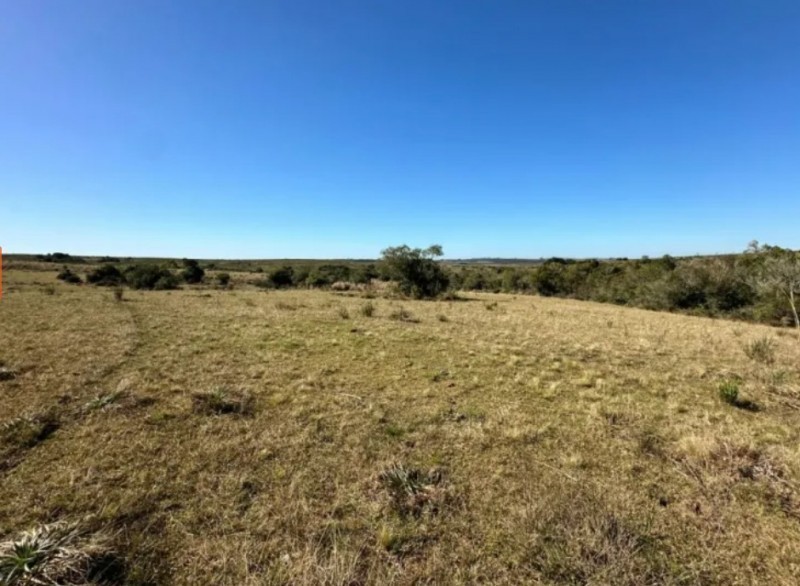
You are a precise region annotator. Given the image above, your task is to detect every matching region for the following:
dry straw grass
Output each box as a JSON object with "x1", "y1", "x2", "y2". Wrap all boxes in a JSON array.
[{"x1": 1, "y1": 266, "x2": 800, "y2": 583}]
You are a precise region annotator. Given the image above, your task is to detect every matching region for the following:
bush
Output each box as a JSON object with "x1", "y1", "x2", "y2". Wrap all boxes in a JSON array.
[
  {"x1": 181, "y1": 259, "x2": 205, "y2": 284},
  {"x1": 215, "y1": 273, "x2": 231, "y2": 287},
  {"x1": 380, "y1": 244, "x2": 450, "y2": 299},
  {"x1": 56, "y1": 267, "x2": 82, "y2": 284},
  {"x1": 267, "y1": 266, "x2": 294, "y2": 289},
  {"x1": 361, "y1": 301, "x2": 375, "y2": 317},
  {"x1": 123, "y1": 264, "x2": 179, "y2": 290},
  {"x1": 86, "y1": 264, "x2": 124, "y2": 286}
]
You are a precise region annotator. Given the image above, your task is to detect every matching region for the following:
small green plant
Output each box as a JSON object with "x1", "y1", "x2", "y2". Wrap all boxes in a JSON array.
[
  {"x1": 484, "y1": 301, "x2": 498, "y2": 310},
  {"x1": 192, "y1": 388, "x2": 254, "y2": 416},
  {"x1": 360, "y1": 301, "x2": 376, "y2": 317},
  {"x1": 744, "y1": 337, "x2": 777, "y2": 366},
  {"x1": 718, "y1": 379, "x2": 740, "y2": 405},
  {"x1": 337, "y1": 306, "x2": 350, "y2": 320}
]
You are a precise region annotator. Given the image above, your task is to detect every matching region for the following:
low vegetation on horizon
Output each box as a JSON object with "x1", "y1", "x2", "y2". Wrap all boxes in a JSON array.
[
  {"x1": 1, "y1": 243, "x2": 800, "y2": 584},
  {"x1": 11, "y1": 240, "x2": 800, "y2": 328}
]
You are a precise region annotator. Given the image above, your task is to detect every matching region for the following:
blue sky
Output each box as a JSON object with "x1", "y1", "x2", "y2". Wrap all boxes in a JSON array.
[{"x1": 1, "y1": 1, "x2": 798, "y2": 259}]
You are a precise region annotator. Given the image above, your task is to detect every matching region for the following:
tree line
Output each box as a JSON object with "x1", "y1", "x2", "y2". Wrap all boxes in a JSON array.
[{"x1": 55, "y1": 241, "x2": 800, "y2": 327}]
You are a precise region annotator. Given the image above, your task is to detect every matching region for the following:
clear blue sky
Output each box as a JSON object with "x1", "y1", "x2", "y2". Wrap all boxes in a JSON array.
[{"x1": 1, "y1": 1, "x2": 798, "y2": 259}]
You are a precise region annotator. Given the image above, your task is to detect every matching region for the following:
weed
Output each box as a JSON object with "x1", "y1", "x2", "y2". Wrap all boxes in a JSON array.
[
  {"x1": 744, "y1": 337, "x2": 777, "y2": 366},
  {"x1": 191, "y1": 388, "x2": 254, "y2": 416},
  {"x1": 42, "y1": 284, "x2": 56, "y2": 296},
  {"x1": 337, "y1": 306, "x2": 350, "y2": 320},
  {"x1": 112, "y1": 286, "x2": 124, "y2": 302},
  {"x1": 436, "y1": 313, "x2": 449, "y2": 322},
  {"x1": 485, "y1": 301, "x2": 498, "y2": 310},
  {"x1": 360, "y1": 301, "x2": 375, "y2": 317},
  {"x1": 275, "y1": 301, "x2": 297, "y2": 311}
]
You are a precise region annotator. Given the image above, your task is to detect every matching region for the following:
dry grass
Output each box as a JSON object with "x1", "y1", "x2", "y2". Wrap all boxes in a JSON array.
[{"x1": 2, "y1": 266, "x2": 800, "y2": 584}]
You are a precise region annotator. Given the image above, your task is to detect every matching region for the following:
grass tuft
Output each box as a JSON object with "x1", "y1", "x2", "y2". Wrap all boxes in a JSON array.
[
  {"x1": 378, "y1": 464, "x2": 449, "y2": 517},
  {"x1": 191, "y1": 388, "x2": 254, "y2": 416},
  {"x1": 84, "y1": 391, "x2": 125, "y2": 412},
  {"x1": 744, "y1": 336, "x2": 777, "y2": 366},
  {"x1": 0, "y1": 520, "x2": 119, "y2": 586},
  {"x1": 388, "y1": 307, "x2": 418, "y2": 323}
]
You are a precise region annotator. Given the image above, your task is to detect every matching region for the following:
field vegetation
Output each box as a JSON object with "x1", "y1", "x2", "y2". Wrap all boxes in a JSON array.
[
  {"x1": 1, "y1": 246, "x2": 800, "y2": 584},
  {"x1": 11, "y1": 241, "x2": 799, "y2": 327}
]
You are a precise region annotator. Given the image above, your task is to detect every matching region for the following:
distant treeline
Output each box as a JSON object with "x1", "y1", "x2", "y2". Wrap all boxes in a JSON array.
[
  {"x1": 27, "y1": 243, "x2": 800, "y2": 327},
  {"x1": 246, "y1": 245, "x2": 800, "y2": 327}
]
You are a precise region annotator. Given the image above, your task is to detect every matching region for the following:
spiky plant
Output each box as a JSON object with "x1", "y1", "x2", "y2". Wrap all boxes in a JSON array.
[
  {"x1": 0, "y1": 521, "x2": 109, "y2": 585},
  {"x1": 378, "y1": 464, "x2": 447, "y2": 516}
]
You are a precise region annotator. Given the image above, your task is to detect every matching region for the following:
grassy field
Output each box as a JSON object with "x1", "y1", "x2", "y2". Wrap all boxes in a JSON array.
[{"x1": 2, "y1": 267, "x2": 800, "y2": 585}]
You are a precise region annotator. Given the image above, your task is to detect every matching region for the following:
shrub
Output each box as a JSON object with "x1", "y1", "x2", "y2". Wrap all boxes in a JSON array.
[
  {"x1": 180, "y1": 259, "x2": 205, "y2": 284},
  {"x1": 123, "y1": 264, "x2": 179, "y2": 290},
  {"x1": 361, "y1": 301, "x2": 376, "y2": 317},
  {"x1": 338, "y1": 306, "x2": 350, "y2": 319},
  {"x1": 56, "y1": 267, "x2": 82, "y2": 284},
  {"x1": 112, "y1": 287, "x2": 124, "y2": 302},
  {"x1": 267, "y1": 266, "x2": 294, "y2": 289},
  {"x1": 215, "y1": 272, "x2": 231, "y2": 287},
  {"x1": 86, "y1": 264, "x2": 124, "y2": 286}
]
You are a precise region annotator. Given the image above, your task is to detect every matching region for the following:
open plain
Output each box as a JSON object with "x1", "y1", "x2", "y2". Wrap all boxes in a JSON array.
[{"x1": 2, "y1": 267, "x2": 800, "y2": 585}]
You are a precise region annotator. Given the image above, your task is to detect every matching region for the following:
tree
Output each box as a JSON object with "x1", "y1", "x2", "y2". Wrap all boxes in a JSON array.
[
  {"x1": 380, "y1": 244, "x2": 449, "y2": 299},
  {"x1": 755, "y1": 246, "x2": 800, "y2": 328}
]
